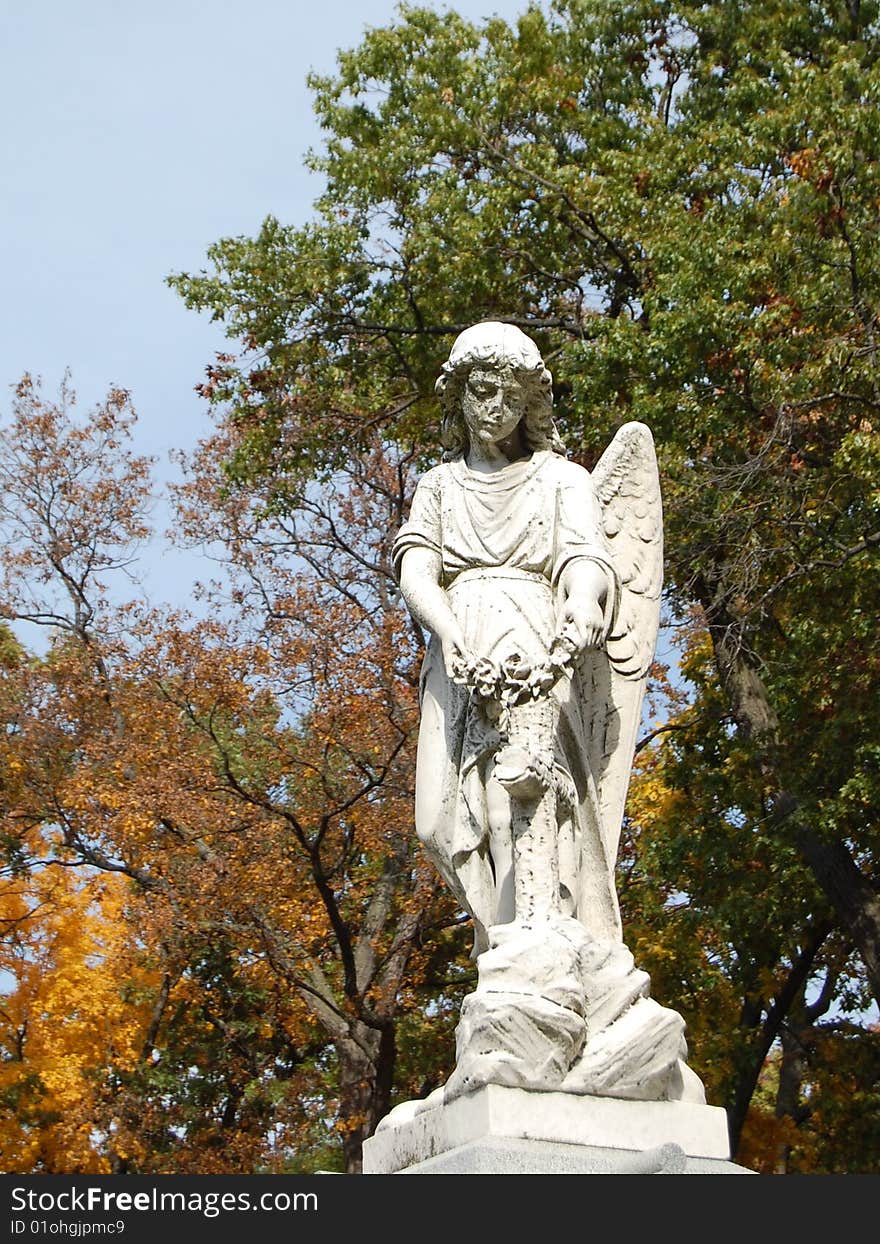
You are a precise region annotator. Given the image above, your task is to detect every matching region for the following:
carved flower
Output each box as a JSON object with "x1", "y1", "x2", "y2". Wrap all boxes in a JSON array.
[
  {"x1": 501, "y1": 650, "x2": 532, "y2": 685},
  {"x1": 527, "y1": 664, "x2": 556, "y2": 698},
  {"x1": 549, "y1": 633, "x2": 578, "y2": 672},
  {"x1": 449, "y1": 649, "x2": 471, "y2": 685},
  {"x1": 497, "y1": 651, "x2": 533, "y2": 706},
  {"x1": 471, "y1": 656, "x2": 500, "y2": 700}
]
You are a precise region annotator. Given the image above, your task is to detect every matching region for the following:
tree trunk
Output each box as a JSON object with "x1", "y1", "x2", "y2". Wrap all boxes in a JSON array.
[
  {"x1": 795, "y1": 830, "x2": 880, "y2": 1002},
  {"x1": 726, "y1": 920, "x2": 830, "y2": 1154},
  {"x1": 335, "y1": 1020, "x2": 396, "y2": 1175},
  {"x1": 703, "y1": 595, "x2": 880, "y2": 1006},
  {"x1": 774, "y1": 1026, "x2": 808, "y2": 1174}
]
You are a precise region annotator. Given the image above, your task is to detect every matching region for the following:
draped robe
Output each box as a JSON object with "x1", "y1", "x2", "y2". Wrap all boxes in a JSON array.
[{"x1": 394, "y1": 450, "x2": 620, "y2": 953}]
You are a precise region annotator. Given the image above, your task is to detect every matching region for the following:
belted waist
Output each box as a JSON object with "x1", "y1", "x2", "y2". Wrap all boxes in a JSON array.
[{"x1": 447, "y1": 566, "x2": 550, "y2": 589}]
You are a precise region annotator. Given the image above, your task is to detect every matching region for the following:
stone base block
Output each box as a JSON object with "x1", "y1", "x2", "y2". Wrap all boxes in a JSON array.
[
  {"x1": 363, "y1": 1084, "x2": 748, "y2": 1175},
  {"x1": 401, "y1": 1137, "x2": 752, "y2": 1174}
]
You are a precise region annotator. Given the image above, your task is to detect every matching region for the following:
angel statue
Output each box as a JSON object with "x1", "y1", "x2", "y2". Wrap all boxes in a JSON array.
[{"x1": 392, "y1": 321, "x2": 704, "y2": 1105}]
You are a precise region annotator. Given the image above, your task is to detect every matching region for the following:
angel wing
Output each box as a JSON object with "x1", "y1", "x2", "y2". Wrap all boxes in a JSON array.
[{"x1": 581, "y1": 422, "x2": 663, "y2": 900}]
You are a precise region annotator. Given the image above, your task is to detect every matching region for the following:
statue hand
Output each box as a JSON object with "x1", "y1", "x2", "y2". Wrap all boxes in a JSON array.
[
  {"x1": 556, "y1": 594, "x2": 607, "y2": 655},
  {"x1": 440, "y1": 626, "x2": 474, "y2": 683}
]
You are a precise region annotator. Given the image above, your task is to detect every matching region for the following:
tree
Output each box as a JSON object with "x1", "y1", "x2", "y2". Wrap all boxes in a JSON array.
[
  {"x1": 171, "y1": 0, "x2": 880, "y2": 1167},
  {"x1": 0, "y1": 379, "x2": 467, "y2": 1173},
  {"x1": 168, "y1": 426, "x2": 473, "y2": 1171},
  {"x1": 0, "y1": 862, "x2": 155, "y2": 1172},
  {"x1": 620, "y1": 622, "x2": 871, "y2": 1167}
]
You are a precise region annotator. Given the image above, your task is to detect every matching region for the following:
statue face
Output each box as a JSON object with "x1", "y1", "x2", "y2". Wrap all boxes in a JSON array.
[{"x1": 461, "y1": 365, "x2": 527, "y2": 448}]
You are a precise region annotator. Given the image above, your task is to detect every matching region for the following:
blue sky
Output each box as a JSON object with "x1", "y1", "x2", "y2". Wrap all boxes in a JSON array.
[{"x1": 1, "y1": 0, "x2": 529, "y2": 609}]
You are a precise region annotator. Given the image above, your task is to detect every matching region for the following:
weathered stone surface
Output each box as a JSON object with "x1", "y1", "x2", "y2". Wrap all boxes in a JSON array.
[
  {"x1": 394, "y1": 321, "x2": 663, "y2": 955},
  {"x1": 400, "y1": 1139, "x2": 753, "y2": 1175},
  {"x1": 381, "y1": 323, "x2": 731, "y2": 1167},
  {"x1": 579, "y1": 939, "x2": 652, "y2": 1033},
  {"x1": 446, "y1": 990, "x2": 587, "y2": 1100},
  {"x1": 562, "y1": 997, "x2": 691, "y2": 1101},
  {"x1": 443, "y1": 915, "x2": 700, "y2": 1105},
  {"x1": 364, "y1": 1084, "x2": 737, "y2": 1175},
  {"x1": 474, "y1": 918, "x2": 591, "y2": 1015}
]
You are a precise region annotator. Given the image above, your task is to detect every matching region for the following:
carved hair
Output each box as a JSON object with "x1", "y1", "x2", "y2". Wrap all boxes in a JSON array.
[{"x1": 435, "y1": 321, "x2": 566, "y2": 460}]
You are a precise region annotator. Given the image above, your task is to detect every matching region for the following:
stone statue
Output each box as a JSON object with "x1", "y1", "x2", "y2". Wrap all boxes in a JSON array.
[{"x1": 391, "y1": 321, "x2": 705, "y2": 1108}]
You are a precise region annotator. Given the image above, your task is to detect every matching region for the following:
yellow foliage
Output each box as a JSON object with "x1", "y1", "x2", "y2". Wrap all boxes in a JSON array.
[{"x1": 0, "y1": 869, "x2": 157, "y2": 1172}]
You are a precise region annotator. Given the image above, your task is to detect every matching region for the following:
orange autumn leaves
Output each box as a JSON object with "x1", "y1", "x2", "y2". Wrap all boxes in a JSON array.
[{"x1": 0, "y1": 379, "x2": 455, "y2": 1173}]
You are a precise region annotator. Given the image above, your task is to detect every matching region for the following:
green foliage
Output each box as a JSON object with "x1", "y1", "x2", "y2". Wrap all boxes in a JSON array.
[
  {"x1": 172, "y1": 0, "x2": 880, "y2": 1169},
  {"x1": 108, "y1": 937, "x2": 321, "y2": 1173}
]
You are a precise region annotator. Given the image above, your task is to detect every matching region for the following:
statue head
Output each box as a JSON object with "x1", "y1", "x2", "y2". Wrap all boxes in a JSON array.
[{"x1": 435, "y1": 321, "x2": 566, "y2": 460}]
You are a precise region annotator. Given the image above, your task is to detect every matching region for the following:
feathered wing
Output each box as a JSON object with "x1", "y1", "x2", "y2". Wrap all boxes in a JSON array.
[{"x1": 580, "y1": 422, "x2": 663, "y2": 913}]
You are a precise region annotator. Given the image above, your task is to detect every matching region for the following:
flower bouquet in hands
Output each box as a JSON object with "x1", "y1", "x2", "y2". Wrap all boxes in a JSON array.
[
  {"x1": 449, "y1": 631, "x2": 581, "y2": 801},
  {"x1": 450, "y1": 632, "x2": 579, "y2": 710}
]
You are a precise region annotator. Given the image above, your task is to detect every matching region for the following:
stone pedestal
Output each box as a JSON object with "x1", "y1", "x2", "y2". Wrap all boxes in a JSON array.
[{"x1": 362, "y1": 1084, "x2": 753, "y2": 1175}]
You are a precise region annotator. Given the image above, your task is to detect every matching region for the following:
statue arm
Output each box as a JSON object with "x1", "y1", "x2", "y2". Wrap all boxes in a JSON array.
[
  {"x1": 551, "y1": 466, "x2": 618, "y2": 655},
  {"x1": 398, "y1": 547, "x2": 472, "y2": 678}
]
